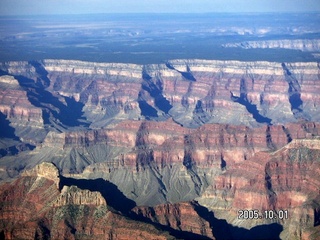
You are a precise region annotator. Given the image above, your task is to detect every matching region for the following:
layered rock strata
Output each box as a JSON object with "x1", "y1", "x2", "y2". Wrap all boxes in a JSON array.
[
  {"x1": 223, "y1": 39, "x2": 320, "y2": 52},
  {"x1": 197, "y1": 137, "x2": 320, "y2": 240},
  {"x1": 2, "y1": 119, "x2": 318, "y2": 207},
  {"x1": 133, "y1": 201, "x2": 215, "y2": 239},
  {"x1": 0, "y1": 59, "x2": 319, "y2": 132},
  {"x1": 0, "y1": 163, "x2": 174, "y2": 240},
  {"x1": 0, "y1": 59, "x2": 319, "y2": 239},
  {"x1": 0, "y1": 75, "x2": 45, "y2": 143}
]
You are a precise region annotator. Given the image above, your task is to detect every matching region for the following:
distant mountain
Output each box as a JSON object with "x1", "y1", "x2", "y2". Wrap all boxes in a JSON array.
[
  {"x1": 1, "y1": 13, "x2": 319, "y2": 63},
  {"x1": 223, "y1": 39, "x2": 320, "y2": 52}
]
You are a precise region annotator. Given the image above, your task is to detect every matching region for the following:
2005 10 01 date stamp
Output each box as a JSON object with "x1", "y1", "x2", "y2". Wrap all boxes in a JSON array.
[{"x1": 238, "y1": 209, "x2": 288, "y2": 220}]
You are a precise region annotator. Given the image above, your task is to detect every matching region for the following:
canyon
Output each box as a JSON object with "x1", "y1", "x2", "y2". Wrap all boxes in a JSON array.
[
  {"x1": 1, "y1": 59, "x2": 320, "y2": 132},
  {"x1": 0, "y1": 59, "x2": 319, "y2": 239},
  {"x1": 0, "y1": 162, "x2": 175, "y2": 239}
]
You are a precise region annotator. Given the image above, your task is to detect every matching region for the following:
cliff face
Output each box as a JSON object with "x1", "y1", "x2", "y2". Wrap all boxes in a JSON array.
[
  {"x1": 0, "y1": 75, "x2": 41, "y2": 122},
  {"x1": 43, "y1": 59, "x2": 320, "y2": 127},
  {"x1": 3, "y1": 119, "x2": 319, "y2": 208},
  {"x1": 223, "y1": 39, "x2": 320, "y2": 52},
  {"x1": 0, "y1": 59, "x2": 320, "y2": 239},
  {"x1": 0, "y1": 163, "x2": 174, "y2": 240},
  {"x1": 197, "y1": 137, "x2": 320, "y2": 239},
  {"x1": 133, "y1": 202, "x2": 215, "y2": 239},
  {"x1": 1, "y1": 59, "x2": 319, "y2": 132},
  {"x1": 0, "y1": 75, "x2": 45, "y2": 143},
  {"x1": 2, "y1": 138, "x2": 319, "y2": 239}
]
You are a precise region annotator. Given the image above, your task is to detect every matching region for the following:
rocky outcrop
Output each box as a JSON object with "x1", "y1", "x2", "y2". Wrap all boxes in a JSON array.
[
  {"x1": 21, "y1": 162, "x2": 60, "y2": 187},
  {"x1": 0, "y1": 75, "x2": 45, "y2": 143},
  {"x1": 42, "y1": 60, "x2": 144, "y2": 128},
  {"x1": 53, "y1": 185, "x2": 106, "y2": 207},
  {"x1": 223, "y1": 39, "x2": 320, "y2": 52},
  {"x1": 2, "y1": 119, "x2": 318, "y2": 207},
  {"x1": 0, "y1": 59, "x2": 319, "y2": 239},
  {"x1": 0, "y1": 163, "x2": 174, "y2": 240},
  {"x1": 133, "y1": 201, "x2": 215, "y2": 239},
  {"x1": 1, "y1": 59, "x2": 319, "y2": 131},
  {"x1": 159, "y1": 60, "x2": 320, "y2": 126},
  {"x1": 197, "y1": 137, "x2": 320, "y2": 240}
]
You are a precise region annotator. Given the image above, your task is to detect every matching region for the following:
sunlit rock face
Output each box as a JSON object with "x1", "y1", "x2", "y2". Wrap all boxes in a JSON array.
[
  {"x1": 223, "y1": 39, "x2": 320, "y2": 52},
  {"x1": 0, "y1": 59, "x2": 319, "y2": 239},
  {"x1": 132, "y1": 201, "x2": 216, "y2": 239},
  {"x1": 0, "y1": 75, "x2": 45, "y2": 143},
  {"x1": 0, "y1": 163, "x2": 174, "y2": 240},
  {"x1": 40, "y1": 59, "x2": 320, "y2": 128},
  {"x1": 2, "y1": 119, "x2": 319, "y2": 207},
  {"x1": 1, "y1": 59, "x2": 319, "y2": 132},
  {"x1": 196, "y1": 137, "x2": 320, "y2": 239}
]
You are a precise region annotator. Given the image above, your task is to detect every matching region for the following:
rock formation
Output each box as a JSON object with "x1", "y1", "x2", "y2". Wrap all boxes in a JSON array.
[
  {"x1": 0, "y1": 163, "x2": 174, "y2": 239},
  {"x1": 21, "y1": 162, "x2": 60, "y2": 187},
  {"x1": 0, "y1": 75, "x2": 45, "y2": 143},
  {"x1": 1, "y1": 59, "x2": 319, "y2": 132},
  {"x1": 1, "y1": 119, "x2": 319, "y2": 206},
  {"x1": 223, "y1": 39, "x2": 320, "y2": 52},
  {"x1": 197, "y1": 137, "x2": 320, "y2": 239},
  {"x1": 133, "y1": 201, "x2": 215, "y2": 239},
  {"x1": 0, "y1": 59, "x2": 319, "y2": 239}
]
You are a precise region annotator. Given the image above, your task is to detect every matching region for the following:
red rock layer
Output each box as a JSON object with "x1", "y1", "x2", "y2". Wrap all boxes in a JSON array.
[
  {"x1": 41, "y1": 119, "x2": 320, "y2": 169},
  {"x1": 133, "y1": 202, "x2": 215, "y2": 239},
  {"x1": 0, "y1": 75, "x2": 43, "y2": 142},
  {"x1": 2, "y1": 60, "x2": 320, "y2": 129},
  {"x1": 0, "y1": 163, "x2": 173, "y2": 240},
  {"x1": 198, "y1": 138, "x2": 320, "y2": 240}
]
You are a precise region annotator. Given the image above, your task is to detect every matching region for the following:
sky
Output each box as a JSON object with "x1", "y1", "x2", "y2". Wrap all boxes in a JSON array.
[{"x1": 0, "y1": 0, "x2": 320, "y2": 15}]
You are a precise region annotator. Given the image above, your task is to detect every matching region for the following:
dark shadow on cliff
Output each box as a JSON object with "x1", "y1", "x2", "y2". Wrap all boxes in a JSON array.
[
  {"x1": 59, "y1": 176, "x2": 209, "y2": 239},
  {"x1": 15, "y1": 73, "x2": 88, "y2": 127},
  {"x1": 138, "y1": 99, "x2": 158, "y2": 119},
  {"x1": 142, "y1": 68, "x2": 173, "y2": 114},
  {"x1": 35, "y1": 219, "x2": 51, "y2": 240},
  {"x1": 0, "y1": 143, "x2": 35, "y2": 158},
  {"x1": 0, "y1": 112, "x2": 35, "y2": 158},
  {"x1": 192, "y1": 100, "x2": 211, "y2": 125},
  {"x1": 281, "y1": 63, "x2": 309, "y2": 121},
  {"x1": 231, "y1": 91, "x2": 272, "y2": 125},
  {"x1": 59, "y1": 176, "x2": 136, "y2": 214},
  {"x1": 130, "y1": 210, "x2": 211, "y2": 240},
  {"x1": 0, "y1": 112, "x2": 19, "y2": 140},
  {"x1": 193, "y1": 202, "x2": 283, "y2": 240},
  {"x1": 0, "y1": 230, "x2": 4, "y2": 240},
  {"x1": 29, "y1": 60, "x2": 50, "y2": 88},
  {"x1": 0, "y1": 62, "x2": 89, "y2": 128},
  {"x1": 165, "y1": 62, "x2": 196, "y2": 81}
]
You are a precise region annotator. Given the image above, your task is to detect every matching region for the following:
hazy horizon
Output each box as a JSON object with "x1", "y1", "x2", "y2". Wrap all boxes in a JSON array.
[{"x1": 1, "y1": 0, "x2": 320, "y2": 16}]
